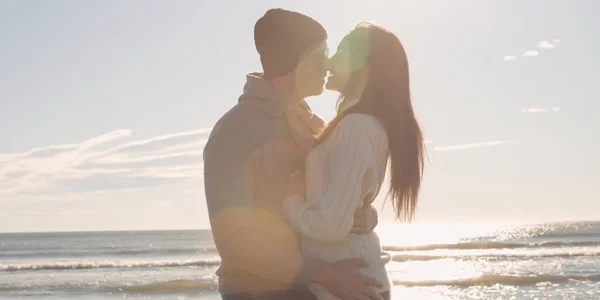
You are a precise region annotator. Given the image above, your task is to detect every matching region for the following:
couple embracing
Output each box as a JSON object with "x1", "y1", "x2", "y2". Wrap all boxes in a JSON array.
[{"x1": 203, "y1": 8, "x2": 425, "y2": 300}]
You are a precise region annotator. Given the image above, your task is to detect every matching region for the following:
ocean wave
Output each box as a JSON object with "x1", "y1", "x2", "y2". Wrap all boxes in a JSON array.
[
  {"x1": 0, "y1": 247, "x2": 217, "y2": 258},
  {"x1": 536, "y1": 231, "x2": 600, "y2": 239},
  {"x1": 116, "y1": 279, "x2": 218, "y2": 292},
  {"x1": 4, "y1": 274, "x2": 595, "y2": 292},
  {"x1": 0, "y1": 283, "x2": 94, "y2": 293},
  {"x1": 393, "y1": 254, "x2": 456, "y2": 262},
  {"x1": 393, "y1": 273, "x2": 600, "y2": 287},
  {"x1": 383, "y1": 240, "x2": 600, "y2": 251},
  {"x1": 392, "y1": 251, "x2": 600, "y2": 262},
  {"x1": 0, "y1": 259, "x2": 220, "y2": 272},
  {"x1": 0, "y1": 280, "x2": 218, "y2": 293},
  {"x1": 115, "y1": 248, "x2": 216, "y2": 255}
]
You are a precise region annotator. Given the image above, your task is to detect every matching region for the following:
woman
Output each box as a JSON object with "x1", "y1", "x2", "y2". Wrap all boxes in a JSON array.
[{"x1": 283, "y1": 22, "x2": 425, "y2": 300}]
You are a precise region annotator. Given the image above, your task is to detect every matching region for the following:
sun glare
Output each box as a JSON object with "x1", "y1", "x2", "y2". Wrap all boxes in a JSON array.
[{"x1": 375, "y1": 222, "x2": 516, "y2": 247}]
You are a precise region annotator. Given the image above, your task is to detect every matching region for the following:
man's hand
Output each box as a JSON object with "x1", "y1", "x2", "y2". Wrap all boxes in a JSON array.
[
  {"x1": 351, "y1": 205, "x2": 378, "y2": 234},
  {"x1": 315, "y1": 259, "x2": 383, "y2": 300}
]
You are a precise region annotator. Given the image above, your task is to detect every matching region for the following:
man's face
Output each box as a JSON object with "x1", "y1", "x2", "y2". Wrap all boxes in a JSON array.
[{"x1": 293, "y1": 41, "x2": 329, "y2": 98}]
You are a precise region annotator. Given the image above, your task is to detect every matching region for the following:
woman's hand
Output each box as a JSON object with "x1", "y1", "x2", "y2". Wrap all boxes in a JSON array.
[
  {"x1": 287, "y1": 169, "x2": 306, "y2": 198},
  {"x1": 351, "y1": 205, "x2": 378, "y2": 234}
]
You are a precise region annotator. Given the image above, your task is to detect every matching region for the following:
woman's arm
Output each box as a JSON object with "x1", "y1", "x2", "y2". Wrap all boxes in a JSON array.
[{"x1": 283, "y1": 116, "x2": 379, "y2": 242}]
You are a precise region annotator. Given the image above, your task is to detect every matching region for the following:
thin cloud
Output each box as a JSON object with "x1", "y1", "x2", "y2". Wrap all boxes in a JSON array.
[
  {"x1": 434, "y1": 141, "x2": 512, "y2": 152},
  {"x1": 79, "y1": 151, "x2": 204, "y2": 170},
  {"x1": 4, "y1": 170, "x2": 32, "y2": 179},
  {"x1": 537, "y1": 40, "x2": 557, "y2": 49},
  {"x1": 505, "y1": 39, "x2": 560, "y2": 62},
  {"x1": 521, "y1": 108, "x2": 548, "y2": 113},
  {"x1": 0, "y1": 128, "x2": 211, "y2": 199},
  {"x1": 105, "y1": 129, "x2": 210, "y2": 155},
  {"x1": 0, "y1": 144, "x2": 78, "y2": 161},
  {"x1": 80, "y1": 129, "x2": 132, "y2": 150},
  {"x1": 521, "y1": 107, "x2": 561, "y2": 113},
  {"x1": 537, "y1": 39, "x2": 562, "y2": 49}
]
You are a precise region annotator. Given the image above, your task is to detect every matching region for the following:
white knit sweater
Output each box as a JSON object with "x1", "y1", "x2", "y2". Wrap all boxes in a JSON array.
[{"x1": 283, "y1": 113, "x2": 392, "y2": 299}]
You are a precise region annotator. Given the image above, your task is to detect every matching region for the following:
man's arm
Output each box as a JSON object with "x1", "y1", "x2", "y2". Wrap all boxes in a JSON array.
[{"x1": 204, "y1": 133, "x2": 317, "y2": 285}]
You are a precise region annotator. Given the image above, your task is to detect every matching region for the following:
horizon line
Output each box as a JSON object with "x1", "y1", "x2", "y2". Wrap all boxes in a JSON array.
[{"x1": 2, "y1": 219, "x2": 599, "y2": 235}]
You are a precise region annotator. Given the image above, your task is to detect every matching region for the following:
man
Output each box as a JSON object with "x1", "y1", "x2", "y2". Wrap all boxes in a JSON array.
[{"x1": 203, "y1": 9, "x2": 382, "y2": 300}]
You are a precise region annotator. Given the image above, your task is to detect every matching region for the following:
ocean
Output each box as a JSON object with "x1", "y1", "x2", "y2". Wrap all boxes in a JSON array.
[{"x1": 1, "y1": 221, "x2": 599, "y2": 299}]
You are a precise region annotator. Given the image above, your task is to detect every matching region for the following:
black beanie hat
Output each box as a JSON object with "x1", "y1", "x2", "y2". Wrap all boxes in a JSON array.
[{"x1": 254, "y1": 9, "x2": 327, "y2": 79}]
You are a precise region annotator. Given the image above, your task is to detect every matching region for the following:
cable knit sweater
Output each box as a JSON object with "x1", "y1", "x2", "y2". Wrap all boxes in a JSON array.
[{"x1": 283, "y1": 113, "x2": 392, "y2": 299}]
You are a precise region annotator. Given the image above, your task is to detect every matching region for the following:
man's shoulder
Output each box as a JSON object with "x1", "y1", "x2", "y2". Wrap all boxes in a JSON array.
[{"x1": 204, "y1": 102, "x2": 275, "y2": 152}]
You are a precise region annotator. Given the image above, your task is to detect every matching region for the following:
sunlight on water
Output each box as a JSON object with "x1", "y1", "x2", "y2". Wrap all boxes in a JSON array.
[
  {"x1": 391, "y1": 285, "x2": 452, "y2": 299},
  {"x1": 391, "y1": 259, "x2": 482, "y2": 285},
  {"x1": 373, "y1": 221, "x2": 600, "y2": 299},
  {"x1": 375, "y1": 222, "x2": 516, "y2": 247}
]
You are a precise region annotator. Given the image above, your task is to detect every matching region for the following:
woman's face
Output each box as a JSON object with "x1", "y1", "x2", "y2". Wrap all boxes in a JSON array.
[{"x1": 325, "y1": 29, "x2": 370, "y2": 93}]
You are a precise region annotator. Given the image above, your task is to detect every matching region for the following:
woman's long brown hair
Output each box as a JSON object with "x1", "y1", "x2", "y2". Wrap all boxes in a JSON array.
[{"x1": 317, "y1": 23, "x2": 425, "y2": 222}]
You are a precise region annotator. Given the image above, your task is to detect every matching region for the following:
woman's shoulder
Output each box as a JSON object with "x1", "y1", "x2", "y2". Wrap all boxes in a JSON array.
[
  {"x1": 340, "y1": 112, "x2": 377, "y2": 122},
  {"x1": 335, "y1": 113, "x2": 386, "y2": 138}
]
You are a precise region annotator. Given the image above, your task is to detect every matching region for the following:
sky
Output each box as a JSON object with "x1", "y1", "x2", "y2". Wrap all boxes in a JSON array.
[{"x1": 1, "y1": 0, "x2": 599, "y2": 233}]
